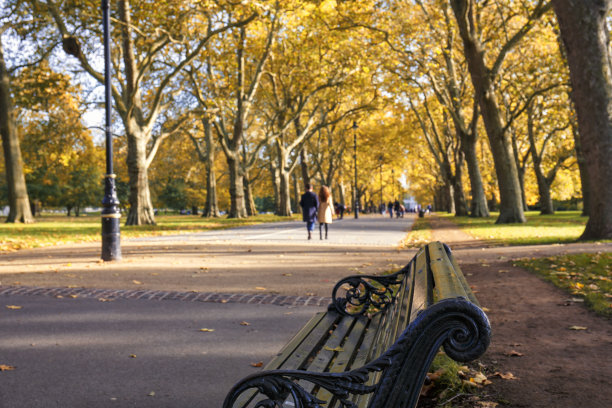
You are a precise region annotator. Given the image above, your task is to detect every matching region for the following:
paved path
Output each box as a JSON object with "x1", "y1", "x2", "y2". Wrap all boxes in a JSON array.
[
  {"x1": 131, "y1": 215, "x2": 413, "y2": 246},
  {"x1": 0, "y1": 215, "x2": 414, "y2": 408}
]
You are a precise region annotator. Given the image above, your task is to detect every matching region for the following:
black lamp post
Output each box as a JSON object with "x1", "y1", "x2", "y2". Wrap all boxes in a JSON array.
[
  {"x1": 352, "y1": 121, "x2": 359, "y2": 219},
  {"x1": 392, "y1": 169, "x2": 395, "y2": 200},
  {"x1": 379, "y1": 155, "x2": 383, "y2": 213},
  {"x1": 101, "y1": 0, "x2": 121, "y2": 261}
]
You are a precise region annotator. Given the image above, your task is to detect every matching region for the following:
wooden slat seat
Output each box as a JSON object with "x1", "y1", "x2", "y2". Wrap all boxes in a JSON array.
[{"x1": 224, "y1": 242, "x2": 491, "y2": 408}]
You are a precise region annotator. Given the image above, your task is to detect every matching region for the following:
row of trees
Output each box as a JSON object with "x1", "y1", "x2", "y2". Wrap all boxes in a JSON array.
[{"x1": 1, "y1": 0, "x2": 610, "y2": 240}]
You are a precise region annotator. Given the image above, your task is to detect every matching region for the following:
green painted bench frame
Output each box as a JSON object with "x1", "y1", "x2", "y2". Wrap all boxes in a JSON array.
[{"x1": 223, "y1": 241, "x2": 491, "y2": 408}]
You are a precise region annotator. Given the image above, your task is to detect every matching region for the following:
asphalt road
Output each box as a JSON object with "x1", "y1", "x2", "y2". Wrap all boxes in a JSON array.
[{"x1": 0, "y1": 215, "x2": 415, "y2": 408}]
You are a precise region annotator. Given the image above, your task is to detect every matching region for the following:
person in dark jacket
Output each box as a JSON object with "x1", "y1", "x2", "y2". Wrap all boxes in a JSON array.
[{"x1": 299, "y1": 183, "x2": 319, "y2": 240}]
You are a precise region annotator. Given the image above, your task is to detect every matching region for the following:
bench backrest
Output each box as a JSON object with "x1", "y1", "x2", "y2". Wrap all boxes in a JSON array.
[{"x1": 223, "y1": 242, "x2": 490, "y2": 408}]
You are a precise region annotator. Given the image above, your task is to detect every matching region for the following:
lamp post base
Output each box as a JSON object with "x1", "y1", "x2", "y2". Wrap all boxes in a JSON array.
[{"x1": 101, "y1": 216, "x2": 121, "y2": 261}]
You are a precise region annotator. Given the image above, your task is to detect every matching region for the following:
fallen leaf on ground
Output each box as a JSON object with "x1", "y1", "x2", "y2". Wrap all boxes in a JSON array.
[
  {"x1": 0, "y1": 364, "x2": 16, "y2": 371},
  {"x1": 323, "y1": 346, "x2": 344, "y2": 352},
  {"x1": 148, "y1": 391, "x2": 155, "y2": 397},
  {"x1": 199, "y1": 328, "x2": 215, "y2": 332},
  {"x1": 255, "y1": 287, "x2": 266, "y2": 291},
  {"x1": 493, "y1": 372, "x2": 518, "y2": 380},
  {"x1": 69, "y1": 295, "x2": 78, "y2": 299},
  {"x1": 5, "y1": 305, "x2": 22, "y2": 310},
  {"x1": 476, "y1": 402, "x2": 499, "y2": 408},
  {"x1": 481, "y1": 307, "x2": 491, "y2": 312},
  {"x1": 569, "y1": 326, "x2": 587, "y2": 330},
  {"x1": 506, "y1": 350, "x2": 524, "y2": 357},
  {"x1": 250, "y1": 362, "x2": 263, "y2": 367},
  {"x1": 132, "y1": 280, "x2": 143, "y2": 285},
  {"x1": 282, "y1": 273, "x2": 292, "y2": 277},
  {"x1": 471, "y1": 372, "x2": 492, "y2": 385},
  {"x1": 462, "y1": 379, "x2": 482, "y2": 388},
  {"x1": 98, "y1": 298, "x2": 114, "y2": 302},
  {"x1": 240, "y1": 321, "x2": 250, "y2": 326},
  {"x1": 129, "y1": 354, "x2": 137, "y2": 358}
]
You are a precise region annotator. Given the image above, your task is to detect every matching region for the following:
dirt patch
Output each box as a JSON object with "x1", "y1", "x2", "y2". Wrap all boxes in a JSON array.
[
  {"x1": 465, "y1": 260, "x2": 612, "y2": 407},
  {"x1": 426, "y1": 214, "x2": 612, "y2": 407}
]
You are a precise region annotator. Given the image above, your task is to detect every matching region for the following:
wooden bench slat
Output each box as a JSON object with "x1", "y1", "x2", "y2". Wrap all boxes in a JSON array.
[
  {"x1": 232, "y1": 312, "x2": 337, "y2": 408},
  {"x1": 350, "y1": 313, "x2": 384, "y2": 408},
  {"x1": 428, "y1": 242, "x2": 479, "y2": 305},
  {"x1": 313, "y1": 317, "x2": 369, "y2": 404},
  {"x1": 410, "y1": 248, "x2": 431, "y2": 323}
]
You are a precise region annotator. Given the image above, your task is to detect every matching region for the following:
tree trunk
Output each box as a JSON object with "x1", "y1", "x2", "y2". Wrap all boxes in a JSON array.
[
  {"x1": 292, "y1": 172, "x2": 299, "y2": 214},
  {"x1": 227, "y1": 155, "x2": 247, "y2": 218},
  {"x1": 535, "y1": 172, "x2": 554, "y2": 214},
  {"x1": 573, "y1": 123, "x2": 590, "y2": 216},
  {"x1": 0, "y1": 40, "x2": 34, "y2": 224},
  {"x1": 243, "y1": 174, "x2": 256, "y2": 216},
  {"x1": 278, "y1": 170, "x2": 292, "y2": 216},
  {"x1": 452, "y1": 152, "x2": 469, "y2": 216},
  {"x1": 125, "y1": 132, "x2": 156, "y2": 225},
  {"x1": 517, "y1": 166, "x2": 529, "y2": 212},
  {"x1": 451, "y1": 0, "x2": 526, "y2": 224},
  {"x1": 300, "y1": 147, "x2": 310, "y2": 188},
  {"x1": 338, "y1": 182, "x2": 346, "y2": 209},
  {"x1": 445, "y1": 182, "x2": 455, "y2": 213},
  {"x1": 527, "y1": 106, "x2": 555, "y2": 215},
  {"x1": 202, "y1": 120, "x2": 220, "y2": 217},
  {"x1": 270, "y1": 162, "x2": 281, "y2": 215},
  {"x1": 553, "y1": 0, "x2": 612, "y2": 239},
  {"x1": 463, "y1": 134, "x2": 490, "y2": 217}
]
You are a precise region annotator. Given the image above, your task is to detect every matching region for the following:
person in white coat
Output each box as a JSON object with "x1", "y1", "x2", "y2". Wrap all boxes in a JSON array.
[{"x1": 317, "y1": 185, "x2": 335, "y2": 240}]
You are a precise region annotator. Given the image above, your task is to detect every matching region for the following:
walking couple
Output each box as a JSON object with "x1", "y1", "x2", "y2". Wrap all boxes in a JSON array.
[{"x1": 299, "y1": 183, "x2": 335, "y2": 240}]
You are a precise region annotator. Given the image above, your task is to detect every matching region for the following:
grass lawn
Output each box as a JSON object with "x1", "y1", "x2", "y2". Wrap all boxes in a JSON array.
[
  {"x1": 514, "y1": 252, "x2": 612, "y2": 317},
  {"x1": 401, "y1": 215, "x2": 433, "y2": 248},
  {"x1": 0, "y1": 213, "x2": 298, "y2": 252},
  {"x1": 440, "y1": 211, "x2": 588, "y2": 246}
]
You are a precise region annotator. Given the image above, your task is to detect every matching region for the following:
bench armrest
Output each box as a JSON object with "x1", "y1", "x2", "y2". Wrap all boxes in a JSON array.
[{"x1": 329, "y1": 263, "x2": 411, "y2": 316}]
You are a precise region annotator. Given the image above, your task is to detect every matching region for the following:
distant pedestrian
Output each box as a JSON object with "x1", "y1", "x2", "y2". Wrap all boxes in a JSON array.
[
  {"x1": 387, "y1": 201, "x2": 393, "y2": 218},
  {"x1": 394, "y1": 200, "x2": 401, "y2": 218},
  {"x1": 317, "y1": 186, "x2": 335, "y2": 240},
  {"x1": 299, "y1": 183, "x2": 319, "y2": 240},
  {"x1": 338, "y1": 203, "x2": 345, "y2": 219}
]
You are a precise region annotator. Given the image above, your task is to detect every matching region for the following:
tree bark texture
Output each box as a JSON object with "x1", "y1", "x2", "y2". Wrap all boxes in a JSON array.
[
  {"x1": 300, "y1": 147, "x2": 310, "y2": 188},
  {"x1": 553, "y1": 0, "x2": 612, "y2": 238},
  {"x1": 243, "y1": 174, "x2": 257, "y2": 216},
  {"x1": 462, "y1": 133, "x2": 490, "y2": 217},
  {"x1": 125, "y1": 131, "x2": 156, "y2": 225},
  {"x1": 527, "y1": 107, "x2": 554, "y2": 214},
  {"x1": 292, "y1": 172, "x2": 299, "y2": 214},
  {"x1": 203, "y1": 119, "x2": 220, "y2": 217},
  {"x1": 0, "y1": 40, "x2": 34, "y2": 223},
  {"x1": 451, "y1": 0, "x2": 526, "y2": 223},
  {"x1": 227, "y1": 155, "x2": 247, "y2": 218},
  {"x1": 572, "y1": 124, "x2": 590, "y2": 216}
]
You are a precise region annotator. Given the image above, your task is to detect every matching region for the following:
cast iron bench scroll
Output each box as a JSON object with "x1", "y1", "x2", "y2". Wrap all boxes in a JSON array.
[{"x1": 223, "y1": 241, "x2": 491, "y2": 408}]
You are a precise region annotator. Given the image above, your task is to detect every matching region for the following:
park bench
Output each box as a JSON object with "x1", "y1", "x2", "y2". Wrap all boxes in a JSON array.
[{"x1": 223, "y1": 241, "x2": 491, "y2": 408}]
